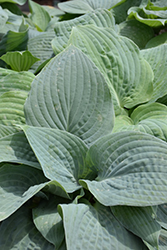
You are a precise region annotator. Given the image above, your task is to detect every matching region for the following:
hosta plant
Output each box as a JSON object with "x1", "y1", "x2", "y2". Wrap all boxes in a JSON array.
[{"x1": 1, "y1": 0, "x2": 167, "y2": 249}]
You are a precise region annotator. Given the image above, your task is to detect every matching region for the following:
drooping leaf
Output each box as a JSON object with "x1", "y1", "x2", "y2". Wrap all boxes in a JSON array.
[
  {"x1": 21, "y1": 125, "x2": 93, "y2": 193},
  {"x1": 58, "y1": 202, "x2": 147, "y2": 250},
  {"x1": 52, "y1": 8, "x2": 115, "y2": 54},
  {"x1": 0, "y1": 51, "x2": 40, "y2": 72},
  {"x1": 111, "y1": 206, "x2": 161, "y2": 249},
  {"x1": 0, "y1": 70, "x2": 35, "y2": 96},
  {"x1": 68, "y1": 25, "x2": 153, "y2": 115},
  {"x1": 0, "y1": 204, "x2": 55, "y2": 249},
  {"x1": 0, "y1": 131, "x2": 40, "y2": 168},
  {"x1": 24, "y1": 45, "x2": 114, "y2": 145},
  {"x1": 80, "y1": 131, "x2": 167, "y2": 206},
  {"x1": 141, "y1": 44, "x2": 167, "y2": 102},
  {"x1": 27, "y1": 31, "x2": 55, "y2": 72},
  {"x1": 0, "y1": 163, "x2": 48, "y2": 221},
  {"x1": 58, "y1": 0, "x2": 126, "y2": 14},
  {"x1": 28, "y1": 0, "x2": 51, "y2": 32},
  {"x1": 118, "y1": 19, "x2": 154, "y2": 49},
  {"x1": 33, "y1": 195, "x2": 66, "y2": 248}
]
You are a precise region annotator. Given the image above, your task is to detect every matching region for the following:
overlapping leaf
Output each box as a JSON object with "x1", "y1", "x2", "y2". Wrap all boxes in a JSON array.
[
  {"x1": 68, "y1": 25, "x2": 153, "y2": 115},
  {"x1": 145, "y1": 32, "x2": 167, "y2": 48},
  {"x1": 52, "y1": 8, "x2": 115, "y2": 54},
  {"x1": 21, "y1": 125, "x2": 93, "y2": 193},
  {"x1": 80, "y1": 131, "x2": 167, "y2": 206},
  {"x1": 0, "y1": 204, "x2": 55, "y2": 250},
  {"x1": 0, "y1": 163, "x2": 48, "y2": 221},
  {"x1": 24, "y1": 45, "x2": 114, "y2": 145},
  {"x1": 58, "y1": 202, "x2": 146, "y2": 250},
  {"x1": 141, "y1": 44, "x2": 167, "y2": 102}
]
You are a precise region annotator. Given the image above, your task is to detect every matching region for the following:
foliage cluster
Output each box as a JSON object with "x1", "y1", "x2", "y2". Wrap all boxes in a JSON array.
[{"x1": 1, "y1": 0, "x2": 167, "y2": 249}]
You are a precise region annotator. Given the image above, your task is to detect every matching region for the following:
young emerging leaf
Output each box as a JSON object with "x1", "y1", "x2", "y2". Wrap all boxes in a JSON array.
[
  {"x1": 24, "y1": 45, "x2": 114, "y2": 145},
  {"x1": 80, "y1": 131, "x2": 167, "y2": 206}
]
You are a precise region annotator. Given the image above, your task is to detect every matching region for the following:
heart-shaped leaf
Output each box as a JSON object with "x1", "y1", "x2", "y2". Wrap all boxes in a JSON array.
[
  {"x1": 24, "y1": 45, "x2": 114, "y2": 145},
  {"x1": 68, "y1": 25, "x2": 153, "y2": 115},
  {"x1": 58, "y1": 202, "x2": 146, "y2": 250},
  {"x1": 80, "y1": 131, "x2": 167, "y2": 206}
]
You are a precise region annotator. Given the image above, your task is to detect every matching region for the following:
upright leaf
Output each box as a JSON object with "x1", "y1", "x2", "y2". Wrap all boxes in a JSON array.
[
  {"x1": 68, "y1": 25, "x2": 153, "y2": 115},
  {"x1": 80, "y1": 131, "x2": 167, "y2": 206},
  {"x1": 24, "y1": 45, "x2": 114, "y2": 145}
]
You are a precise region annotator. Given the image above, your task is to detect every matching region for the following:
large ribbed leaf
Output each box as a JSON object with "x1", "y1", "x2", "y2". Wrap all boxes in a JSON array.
[
  {"x1": 24, "y1": 45, "x2": 114, "y2": 145},
  {"x1": 27, "y1": 31, "x2": 55, "y2": 72},
  {"x1": 0, "y1": 51, "x2": 40, "y2": 72},
  {"x1": 0, "y1": 163, "x2": 48, "y2": 221},
  {"x1": 0, "y1": 205, "x2": 54, "y2": 250},
  {"x1": 80, "y1": 131, "x2": 167, "y2": 206},
  {"x1": 21, "y1": 126, "x2": 93, "y2": 193},
  {"x1": 28, "y1": 0, "x2": 51, "y2": 32},
  {"x1": 68, "y1": 25, "x2": 153, "y2": 115},
  {"x1": 0, "y1": 131, "x2": 40, "y2": 168},
  {"x1": 58, "y1": 0, "x2": 126, "y2": 14},
  {"x1": 141, "y1": 44, "x2": 167, "y2": 102},
  {"x1": 0, "y1": 71, "x2": 35, "y2": 96},
  {"x1": 113, "y1": 103, "x2": 167, "y2": 142},
  {"x1": 58, "y1": 202, "x2": 146, "y2": 250},
  {"x1": 111, "y1": 206, "x2": 161, "y2": 249},
  {"x1": 32, "y1": 196, "x2": 66, "y2": 248},
  {"x1": 52, "y1": 8, "x2": 115, "y2": 54}
]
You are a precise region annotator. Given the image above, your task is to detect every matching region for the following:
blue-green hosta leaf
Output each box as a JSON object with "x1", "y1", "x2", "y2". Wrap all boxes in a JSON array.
[
  {"x1": 28, "y1": 0, "x2": 51, "y2": 32},
  {"x1": 0, "y1": 163, "x2": 48, "y2": 221},
  {"x1": 58, "y1": 202, "x2": 146, "y2": 250},
  {"x1": 0, "y1": 20, "x2": 28, "y2": 56},
  {"x1": 118, "y1": 19, "x2": 154, "y2": 49},
  {"x1": 156, "y1": 204, "x2": 167, "y2": 230},
  {"x1": 113, "y1": 103, "x2": 167, "y2": 142},
  {"x1": 0, "y1": 51, "x2": 40, "y2": 72},
  {"x1": 27, "y1": 31, "x2": 55, "y2": 72},
  {"x1": 0, "y1": 204, "x2": 55, "y2": 250},
  {"x1": 24, "y1": 45, "x2": 114, "y2": 145},
  {"x1": 159, "y1": 229, "x2": 167, "y2": 250},
  {"x1": 141, "y1": 44, "x2": 167, "y2": 102},
  {"x1": 44, "y1": 5, "x2": 65, "y2": 18},
  {"x1": 0, "y1": 6, "x2": 8, "y2": 29},
  {"x1": 58, "y1": 0, "x2": 126, "y2": 14},
  {"x1": 111, "y1": 206, "x2": 161, "y2": 249},
  {"x1": 128, "y1": 6, "x2": 167, "y2": 27},
  {"x1": 145, "y1": 32, "x2": 167, "y2": 48},
  {"x1": 68, "y1": 25, "x2": 153, "y2": 115},
  {"x1": 21, "y1": 125, "x2": 94, "y2": 193},
  {"x1": 52, "y1": 8, "x2": 115, "y2": 54},
  {"x1": 0, "y1": 124, "x2": 19, "y2": 138},
  {"x1": 0, "y1": 131, "x2": 40, "y2": 168},
  {"x1": 0, "y1": 71, "x2": 35, "y2": 96},
  {"x1": 0, "y1": 90, "x2": 27, "y2": 126},
  {"x1": 80, "y1": 131, "x2": 167, "y2": 206},
  {"x1": 33, "y1": 196, "x2": 66, "y2": 248}
]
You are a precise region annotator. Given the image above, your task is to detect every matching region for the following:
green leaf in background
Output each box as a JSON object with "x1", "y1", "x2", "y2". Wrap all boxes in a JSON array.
[
  {"x1": 0, "y1": 204, "x2": 55, "y2": 250},
  {"x1": 0, "y1": 2, "x2": 25, "y2": 16},
  {"x1": 52, "y1": 8, "x2": 115, "y2": 54},
  {"x1": 113, "y1": 103, "x2": 167, "y2": 142},
  {"x1": 24, "y1": 45, "x2": 114, "y2": 145},
  {"x1": 33, "y1": 195, "x2": 66, "y2": 248},
  {"x1": 118, "y1": 19, "x2": 154, "y2": 49},
  {"x1": 141, "y1": 44, "x2": 167, "y2": 102},
  {"x1": 0, "y1": 163, "x2": 48, "y2": 221},
  {"x1": 58, "y1": 0, "x2": 126, "y2": 14},
  {"x1": 0, "y1": 131, "x2": 40, "y2": 168},
  {"x1": 80, "y1": 131, "x2": 167, "y2": 206},
  {"x1": 145, "y1": 31, "x2": 167, "y2": 48},
  {"x1": 0, "y1": 51, "x2": 40, "y2": 72},
  {"x1": 27, "y1": 31, "x2": 55, "y2": 72},
  {"x1": 21, "y1": 125, "x2": 93, "y2": 193},
  {"x1": 28, "y1": 0, "x2": 51, "y2": 32},
  {"x1": 0, "y1": 0, "x2": 26, "y2": 5},
  {"x1": 0, "y1": 70, "x2": 35, "y2": 95},
  {"x1": 111, "y1": 206, "x2": 161, "y2": 249},
  {"x1": 69, "y1": 25, "x2": 153, "y2": 115},
  {"x1": 58, "y1": 202, "x2": 146, "y2": 250}
]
